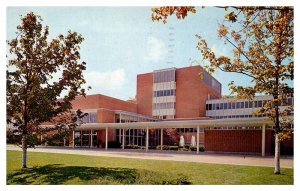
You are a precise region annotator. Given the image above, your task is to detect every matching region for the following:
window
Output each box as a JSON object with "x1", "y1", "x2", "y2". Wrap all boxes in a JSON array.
[
  {"x1": 212, "y1": 104, "x2": 216, "y2": 110},
  {"x1": 228, "y1": 102, "x2": 232, "y2": 109},
  {"x1": 224, "y1": 103, "x2": 227, "y2": 110},
  {"x1": 257, "y1": 100, "x2": 262, "y2": 107},
  {"x1": 245, "y1": 101, "x2": 249, "y2": 108},
  {"x1": 241, "y1": 102, "x2": 244, "y2": 108},
  {"x1": 288, "y1": 97, "x2": 293, "y2": 105},
  {"x1": 232, "y1": 102, "x2": 236, "y2": 109},
  {"x1": 220, "y1": 103, "x2": 223, "y2": 110},
  {"x1": 236, "y1": 102, "x2": 240, "y2": 109},
  {"x1": 254, "y1": 101, "x2": 258, "y2": 108},
  {"x1": 216, "y1": 103, "x2": 220, "y2": 110},
  {"x1": 166, "y1": 90, "x2": 170, "y2": 96},
  {"x1": 249, "y1": 101, "x2": 253, "y2": 108}
]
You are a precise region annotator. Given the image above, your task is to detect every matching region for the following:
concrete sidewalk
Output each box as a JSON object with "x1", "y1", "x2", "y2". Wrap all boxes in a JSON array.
[{"x1": 7, "y1": 145, "x2": 293, "y2": 168}]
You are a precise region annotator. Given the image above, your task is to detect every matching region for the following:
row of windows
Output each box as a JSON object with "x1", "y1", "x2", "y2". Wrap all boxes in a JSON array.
[
  {"x1": 206, "y1": 98, "x2": 293, "y2": 111},
  {"x1": 177, "y1": 126, "x2": 265, "y2": 131},
  {"x1": 211, "y1": 114, "x2": 266, "y2": 119},
  {"x1": 153, "y1": 89, "x2": 175, "y2": 97},
  {"x1": 153, "y1": 69, "x2": 175, "y2": 83},
  {"x1": 153, "y1": 102, "x2": 175, "y2": 110},
  {"x1": 116, "y1": 129, "x2": 161, "y2": 146},
  {"x1": 81, "y1": 112, "x2": 97, "y2": 123}
]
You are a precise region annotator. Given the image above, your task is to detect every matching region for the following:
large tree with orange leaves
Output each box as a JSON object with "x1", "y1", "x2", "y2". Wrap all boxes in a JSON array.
[
  {"x1": 7, "y1": 12, "x2": 89, "y2": 168},
  {"x1": 152, "y1": 6, "x2": 293, "y2": 174}
]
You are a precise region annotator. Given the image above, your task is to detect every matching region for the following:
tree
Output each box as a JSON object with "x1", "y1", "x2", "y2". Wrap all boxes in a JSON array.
[
  {"x1": 152, "y1": 6, "x2": 294, "y2": 174},
  {"x1": 7, "y1": 12, "x2": 90, "y2": 168}
]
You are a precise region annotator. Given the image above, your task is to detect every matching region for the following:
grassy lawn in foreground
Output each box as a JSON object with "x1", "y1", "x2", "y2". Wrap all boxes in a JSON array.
[{"x1": 7, "y1": 150, "x2": 293, "y2": 185}]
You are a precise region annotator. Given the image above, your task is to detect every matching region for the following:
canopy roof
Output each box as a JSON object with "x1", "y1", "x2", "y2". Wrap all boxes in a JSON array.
[{"x1": 40, "y1": 117, "x2": 276, "y2": 130}]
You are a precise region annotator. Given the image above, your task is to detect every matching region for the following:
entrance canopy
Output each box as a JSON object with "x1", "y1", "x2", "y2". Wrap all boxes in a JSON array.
[
  {"x1": 70, "y1": 117, "x2": 275, "y2": 130},
  {"x1": 40, "y1": 117, "x2": 285, "y2": 157}
]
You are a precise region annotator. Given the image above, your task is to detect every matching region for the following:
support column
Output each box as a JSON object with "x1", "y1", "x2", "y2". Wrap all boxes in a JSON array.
[
  {"x1": 90, "y1": 129, "x2": 93, "y2": 148},
  {"x1": 72, "y1": 130, "x2": 75, "y2": 148},
  {"x1": 160, "y1": 128, "x2": 163, "y2": 150},
  {"x1": 262, "y1": 124, "x2": 266, "y2": 157},
  {"x1": 80, "y1": 130, "x2": 83, "y2": 147},
  {"x1": 196, "y1": 125, "x2": 200, "y2": 154},
  {"x1": 105, "y1": 127, "x2": 108, "y2": 150},
  {"x1": 146, "y1": 127, "x2": 149, "y2": 152},
  {"x1": 122, "y1": 128, "x2": 125, "y2": 149}
]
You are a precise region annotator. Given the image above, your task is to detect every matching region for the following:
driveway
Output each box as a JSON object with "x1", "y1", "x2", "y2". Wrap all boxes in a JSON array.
[{"x1": 7, "y1": 145, "x2": 293, "y2": 168}]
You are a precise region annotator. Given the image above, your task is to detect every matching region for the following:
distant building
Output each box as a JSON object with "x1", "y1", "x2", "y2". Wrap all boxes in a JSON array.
[{"x1": 15, "y1": 65, "x2": 293, "y2": 155}]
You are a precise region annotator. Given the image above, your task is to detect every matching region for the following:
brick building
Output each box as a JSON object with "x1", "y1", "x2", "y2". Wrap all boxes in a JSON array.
[{"x1": 62, "y1": 65, "x2": 293, "y2": 155}]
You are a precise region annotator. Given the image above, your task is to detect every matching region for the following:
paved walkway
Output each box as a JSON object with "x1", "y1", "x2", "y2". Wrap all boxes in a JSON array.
[{"x1": 7, "y1": 145, "x2": 293, "y2": 168}]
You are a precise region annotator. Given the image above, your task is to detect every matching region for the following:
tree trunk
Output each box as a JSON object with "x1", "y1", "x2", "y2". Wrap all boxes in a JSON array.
[
  {"x1": 21, "y1": 134, "x2": 27, "y2": 168},
  {"x1": 274, "y1": 133, "x2": 281, "y2": 174}
]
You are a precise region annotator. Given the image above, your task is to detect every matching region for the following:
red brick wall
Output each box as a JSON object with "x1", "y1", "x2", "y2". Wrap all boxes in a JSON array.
[
  {"x1": 136, "y1": 66, "x2": 221, "y2": 118},
  {"x1": 96, "y1": 109, "x2": 116, "y2": 145},
  {"x1": 71, "y1": 94, "x2": 137, "y2": 113},
  {"x1": 137, "y1": 72, "x2": 153, "y2": 115},
  {"x1": 175, "y1": 65, "x2": 221, "y2": 118},
  {"x1": 97, "y1": 94, "x2": 137, "y2": 113},
  {"x1": 204, "y1": 129, "x2": 273, "y2": 154}
]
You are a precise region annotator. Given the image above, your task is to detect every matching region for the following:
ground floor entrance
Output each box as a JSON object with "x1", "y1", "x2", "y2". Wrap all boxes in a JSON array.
[{"x1": 74, "y1": 130, "x2": 98, "y2": 147}]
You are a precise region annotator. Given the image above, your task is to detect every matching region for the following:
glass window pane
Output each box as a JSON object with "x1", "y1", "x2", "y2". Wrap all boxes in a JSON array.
[
  {"x1": 258, "y1": 101, "x2": 262, "y2": 107},
  {"x1": 224, "y1": 103, "x2": 227, "y2": 109},
  {"x1": 236, "y1": 102, "x2": 240, "y2": 109},
  {"x1": 245, "y1": 101, "x2": 248, "y2": 108},
  {"x1": 220, "y1": 103, "x2": 223, "y2": 110},
  {"x1": 228, "y1": 102, "x2": 232, "y2": 109}
]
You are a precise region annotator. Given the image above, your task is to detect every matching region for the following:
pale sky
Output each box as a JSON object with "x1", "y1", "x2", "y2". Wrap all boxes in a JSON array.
[{"x1": 6, "y1": 7, "x2": 286, "y2": 100}]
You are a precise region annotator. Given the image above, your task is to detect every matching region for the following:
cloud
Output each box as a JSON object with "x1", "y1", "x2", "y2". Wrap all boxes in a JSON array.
[
  {"x1": 143, "y1": 36, "x2": 166, "y2": 62},
  {"x1": 84, "y1": 68, "x2": 126, "y2": 95}
]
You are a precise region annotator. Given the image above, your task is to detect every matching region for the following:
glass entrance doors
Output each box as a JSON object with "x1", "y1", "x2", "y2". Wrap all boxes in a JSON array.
[{"x1": 74, "y1": 130, "x2": 97, "y2": 147}]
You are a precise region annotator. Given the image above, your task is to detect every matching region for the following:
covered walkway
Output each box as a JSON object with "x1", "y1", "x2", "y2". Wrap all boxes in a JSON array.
[{"x1": 41, "y1": 117, "x2": 278, "y2": 157}]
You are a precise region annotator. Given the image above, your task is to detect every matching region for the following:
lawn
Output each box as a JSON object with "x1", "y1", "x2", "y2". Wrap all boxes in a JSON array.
[{"x1": 7, "y1": 150, "x2": 293, "y2": 185}]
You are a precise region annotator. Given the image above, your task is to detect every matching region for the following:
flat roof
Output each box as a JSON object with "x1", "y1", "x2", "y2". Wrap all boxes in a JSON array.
[{"x1": 40, "y1": 117, "x2": 277, "y2": 130}]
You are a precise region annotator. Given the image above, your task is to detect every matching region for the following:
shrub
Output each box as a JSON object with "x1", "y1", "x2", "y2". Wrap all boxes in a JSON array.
[
  {"x1": 108, "y1": 141, "x2": 121, "y2": 148},
  {"x1": 178, "y1": 147, "x2": 189, "y2": 151},
  {"x1": 124, "y1": 144, "x2": 140, "y2": 149},
  {"x1": 190, "y1": 146, "x2": 205, "y2": 152}
]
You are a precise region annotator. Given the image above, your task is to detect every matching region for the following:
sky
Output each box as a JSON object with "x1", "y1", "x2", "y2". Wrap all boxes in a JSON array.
[{"x1": 7, "y1": 7, "x2": 265, "y2": 100}]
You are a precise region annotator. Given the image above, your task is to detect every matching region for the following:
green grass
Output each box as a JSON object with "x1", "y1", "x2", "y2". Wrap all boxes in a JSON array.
[{"x1": 7, "y1": 150, "x2": 293, "y2": 185}]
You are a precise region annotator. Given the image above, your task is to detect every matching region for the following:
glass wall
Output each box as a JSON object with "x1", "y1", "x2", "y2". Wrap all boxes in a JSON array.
[
  {"x1": 74, "y1": 130, "x2": 97, "y2": 147},
  {"x1": 115, "y1": 112, "x2": 160, "y2": 146}
]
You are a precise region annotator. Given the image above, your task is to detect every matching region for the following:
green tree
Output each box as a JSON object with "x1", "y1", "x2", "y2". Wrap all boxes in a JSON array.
[
  {"x1": 152, "y1": 6, "x2": 294, "y2": 174},
  {"x1": 7, "y1": 12, "x2": 89, "y2": 168}
]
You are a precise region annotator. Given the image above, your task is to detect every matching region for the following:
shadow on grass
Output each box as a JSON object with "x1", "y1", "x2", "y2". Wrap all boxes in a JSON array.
[{"x1": 7, "y1": 164, "x2": 191, "y2": 185}]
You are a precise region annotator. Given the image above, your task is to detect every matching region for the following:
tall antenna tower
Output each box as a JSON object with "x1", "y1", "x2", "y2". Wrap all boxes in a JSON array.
[{"x1": 167, "y1": 26, "x2": 175, "y2": 65}]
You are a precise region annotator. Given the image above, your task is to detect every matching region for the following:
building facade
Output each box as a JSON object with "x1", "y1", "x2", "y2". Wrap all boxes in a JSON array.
[{"x1": 60, "y1": 65, "x2": 293, "y2": 154}]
